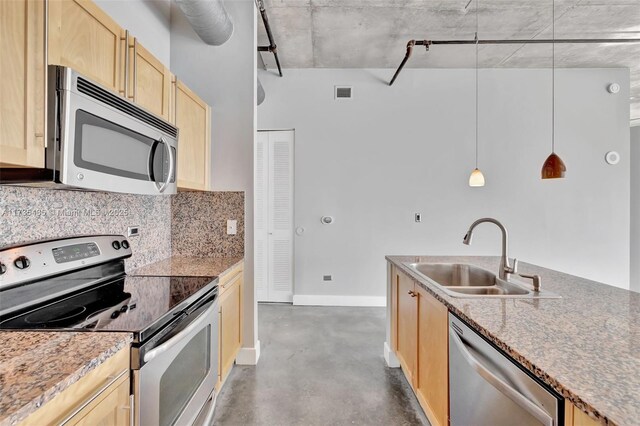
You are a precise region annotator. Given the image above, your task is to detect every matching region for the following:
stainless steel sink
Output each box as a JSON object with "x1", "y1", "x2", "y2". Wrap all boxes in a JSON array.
[{"x1": 404, "y1": 263, "x2": 560, "y2": 299}]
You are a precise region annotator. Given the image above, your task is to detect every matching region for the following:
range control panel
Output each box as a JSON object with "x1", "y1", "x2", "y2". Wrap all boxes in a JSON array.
[{"x1": 0, "y1": 235, "x2": 132, "y2": 289}]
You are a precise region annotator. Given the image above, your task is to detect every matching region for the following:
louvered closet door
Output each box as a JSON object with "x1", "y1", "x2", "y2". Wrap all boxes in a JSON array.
[
  {"x1": 255, "y1": 130, "x2": 294, "y2": 303},
  {"x1": 255, "y1": 132, "x2": 269, "y2": 302},
  {"x1": 267, "y1": 131, "x2": 294, "y2": 302}
]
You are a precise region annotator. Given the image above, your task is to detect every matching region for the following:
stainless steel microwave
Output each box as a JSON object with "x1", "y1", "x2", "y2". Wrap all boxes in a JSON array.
[{"x1": 1, "y1": 66, "x2": 178, "y2": 195}]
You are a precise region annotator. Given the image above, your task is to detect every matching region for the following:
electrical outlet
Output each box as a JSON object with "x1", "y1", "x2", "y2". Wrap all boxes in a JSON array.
[
  {"x1": 227, "y1": 220, "x2": 237, "y2": 235},
  {"x1": 127, "y1": 226, "x2": 140, "y2": 237},
  {"x1": 415, "y1": 213, "x2": 422, "y2": 223},
  {"x1": 323, "y1": 275, "x2": 333, "y2": 281}
]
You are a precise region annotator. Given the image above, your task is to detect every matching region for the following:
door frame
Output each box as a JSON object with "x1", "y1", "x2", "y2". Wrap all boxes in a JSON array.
[{"x1": 255, "y1": 129, "x2": 295, "y2": 303}]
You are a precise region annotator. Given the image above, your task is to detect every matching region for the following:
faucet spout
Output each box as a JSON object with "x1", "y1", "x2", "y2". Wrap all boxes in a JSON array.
[{"x1": 462, "y1": 218, "x2": 516, "y2": 280}]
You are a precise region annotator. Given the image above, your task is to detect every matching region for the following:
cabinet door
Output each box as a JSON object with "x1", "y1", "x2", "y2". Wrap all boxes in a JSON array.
[
  {"x1": 565, "y1": 400, "x2": 600, "y2": 426},
  {"x1": 128, "y1": 38, "x2": 171, "y2": 120},
  {"x1": 20, "y1": 348, "x2": 130, "y2": 426},
  {"x1": 396, "y1": 271, "x2": 417, "y2": 384},
  {"x1": 0, "y1": 0, "x2": 45, "y2": 167},
  {"x1": 68, "y1": 376, "x2": 130, "y2": 426},
  {"x1": 219, "y1": 272, "x2": 243, "y2": 384},
  {"x1": 390, "y1": 264, "x2": 398, "y2": 352},
  {"x1": 415, "y1": 285, "x2": 449, "y2": 426},
  {"x1": 48, "y1": 0, "x2": 124, "y2": 93},
  {"x1": 174, "y1": 79, "x2": 211, "y2": 190}
]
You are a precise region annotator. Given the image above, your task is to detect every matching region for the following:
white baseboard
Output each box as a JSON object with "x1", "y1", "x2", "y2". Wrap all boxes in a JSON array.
[
  {"x1": 236, "y1": 340, "x2": 261, "y2": 365},
  {"x1": 292, "y1": 294, "x2": 386, "y2": 307},
  {"x1": 384, "y1": 341, "x2": 400, "y2": 368}
]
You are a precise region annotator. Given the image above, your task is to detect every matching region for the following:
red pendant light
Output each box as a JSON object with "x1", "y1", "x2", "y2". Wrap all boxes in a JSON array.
[{"x1": 541, "y1": 0, "x2": 567, "y2": 180}]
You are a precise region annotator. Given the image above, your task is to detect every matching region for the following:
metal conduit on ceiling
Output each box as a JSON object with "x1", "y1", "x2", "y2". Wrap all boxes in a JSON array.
[{"x1": 175, "y1": 0, "x2": 234, "y2": 46}]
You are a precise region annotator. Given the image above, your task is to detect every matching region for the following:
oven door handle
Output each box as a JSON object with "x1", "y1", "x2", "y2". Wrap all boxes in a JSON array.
[
  {"x1": 144, "y1": 299, "x2": 216, "y2": 363},
  {"x1": 154, "y1": 137, "x2": 174, "y2": 193}
]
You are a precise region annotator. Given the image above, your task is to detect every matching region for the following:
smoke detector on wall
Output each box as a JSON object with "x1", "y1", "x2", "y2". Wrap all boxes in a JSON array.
[{"x1": 334, "y1": 86, "x2": 353, "y2": 100}]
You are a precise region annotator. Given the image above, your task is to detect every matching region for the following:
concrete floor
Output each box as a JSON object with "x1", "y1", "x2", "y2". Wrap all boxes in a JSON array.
[{"x1": 212, "y1": 304, "x2": 427, "y2": 426}]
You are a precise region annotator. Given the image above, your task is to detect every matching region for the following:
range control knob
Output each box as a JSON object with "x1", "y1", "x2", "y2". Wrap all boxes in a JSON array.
[
  {"x1": 0, "y1": 262, "x2": 6, "y2": 275},
  {"x1": 121, "y1": 240, "x2": 130, "y2": 249},
  {"x1": 14, "y1": 256, "x2": 31, "y2": 270},
  {"x1": 112, "y1": 240, "x2": 121, "y2": 250},
  {"x1": 111, "y1": 310, "x2": 120, "y2": 319}
]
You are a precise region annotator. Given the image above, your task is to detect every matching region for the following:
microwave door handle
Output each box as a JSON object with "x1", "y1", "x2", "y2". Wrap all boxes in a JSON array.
[{"x1": 154, "y1": 137, "x2": 174, "y2": 193}]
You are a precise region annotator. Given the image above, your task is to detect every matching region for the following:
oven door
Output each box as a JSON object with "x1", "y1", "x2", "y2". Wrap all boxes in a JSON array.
[
  {"x1": 57, "y1": 84, "x2": 177, "y2": 195},
  {"x1": 134, "y1": 296, "x2": 218, "y2": 426}
]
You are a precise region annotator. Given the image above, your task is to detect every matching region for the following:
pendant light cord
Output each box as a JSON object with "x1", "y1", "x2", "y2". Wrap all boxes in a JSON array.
[
  {"x1": 475, "y1": 0, "x2": 479, "y2": 169},
  {"x1": 552, "y1": 0, "x2": 555, "y2": 153}
]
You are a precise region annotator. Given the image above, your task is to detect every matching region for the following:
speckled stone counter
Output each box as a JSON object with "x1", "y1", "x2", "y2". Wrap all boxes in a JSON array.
[
  {"x1": 387, "y1": 255, "x2": 640, "y2": 426},
  {"x1": 130, "y1": 255, "x2": 243, "y2": 278},
  {"x1": 0, "y1": 331, "x2": 132, "y2": 426}
]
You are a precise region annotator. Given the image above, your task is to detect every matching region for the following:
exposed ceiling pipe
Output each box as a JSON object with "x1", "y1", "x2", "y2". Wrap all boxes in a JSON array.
[
  {"x1": 257, "y1": 77, "x2": 265, "y2": 105},
  {"x1": 389, "y1": 37, "x2": 640, "y2": 86},
  {"x1": 176, "y1": 0, "x2": 234, "y2": 46},
  {"x1": 256, "y1": 0, "x2": 283, "y2": 77}
]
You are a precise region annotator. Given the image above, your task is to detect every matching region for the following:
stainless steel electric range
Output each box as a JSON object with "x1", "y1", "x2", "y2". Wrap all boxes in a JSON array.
[{"x1": 0, "y1": 235, "x2": 219, "y2": 426}]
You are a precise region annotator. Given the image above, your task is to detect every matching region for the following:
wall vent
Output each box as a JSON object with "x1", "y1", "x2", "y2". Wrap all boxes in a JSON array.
[{"x1": 334, "y1": 86, "x2": 353, "y2": 100}]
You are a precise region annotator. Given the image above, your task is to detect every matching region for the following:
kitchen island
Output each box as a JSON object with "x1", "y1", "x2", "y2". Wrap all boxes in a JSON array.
[{"x1": 386, "y1": 255, "x2": 640, "y2": 426}]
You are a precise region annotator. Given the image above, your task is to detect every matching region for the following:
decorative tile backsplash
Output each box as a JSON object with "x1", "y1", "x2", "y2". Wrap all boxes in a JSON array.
[
  {"x1": 0, "y1": 186, "x2": 171, "y2": 270},
  {"x1": 171, "y1": 191, "x2": 244, "y2": 257},
  {"x1": 0, "y1": 186, "x2": 244, "y2": 270}
]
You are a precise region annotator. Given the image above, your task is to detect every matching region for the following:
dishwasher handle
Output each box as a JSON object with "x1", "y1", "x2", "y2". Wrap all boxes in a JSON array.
[{"x1": 449, "y1": 328, "x2": 554, "y2": 426}]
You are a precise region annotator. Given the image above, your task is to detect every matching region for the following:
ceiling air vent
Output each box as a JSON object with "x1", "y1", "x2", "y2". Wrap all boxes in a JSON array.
[{"x1": 334, "y1": 86, "x2": 353, "y2": 100}]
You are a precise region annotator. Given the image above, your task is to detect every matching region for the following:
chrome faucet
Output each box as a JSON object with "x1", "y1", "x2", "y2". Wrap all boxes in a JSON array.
[{"x1": 463, "y1": 218, "x2": 517, "y2": 281}]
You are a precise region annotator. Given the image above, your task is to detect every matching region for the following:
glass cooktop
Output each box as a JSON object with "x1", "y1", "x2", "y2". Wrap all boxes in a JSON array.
[{"x1": 0, "y1": 274, "x2": 217, "y2": 343}]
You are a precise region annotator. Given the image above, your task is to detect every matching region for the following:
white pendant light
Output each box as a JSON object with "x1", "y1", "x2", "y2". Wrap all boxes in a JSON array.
[{"x1": 469, "y1": 0, "x2": 485, "y2": 187}]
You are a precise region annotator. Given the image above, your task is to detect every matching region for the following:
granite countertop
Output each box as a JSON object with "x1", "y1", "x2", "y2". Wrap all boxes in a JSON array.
[
  {"x1": 0, "y1": 331, "x2": 132, "y2": 426},
  {"x1": 386, "y1": 255, "x2": 640, "y2": 426},
  {"x1": 130, "y1": 255, "x2": 243, "y2": 278}
]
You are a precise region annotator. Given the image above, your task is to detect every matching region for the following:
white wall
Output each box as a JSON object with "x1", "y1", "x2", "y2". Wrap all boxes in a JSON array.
[
  {"x1": 171, "y1": 1, "x2": 258, "y2": 354},
  {"x1": 631, "y1": 126, "x2": 640, "y2": 292},
  {"x1": 258, "y1": 68, "x2": 631, "y2": 302},
  {"x1": 94, "y1": 0, "x2": 171, "y2": 65}
]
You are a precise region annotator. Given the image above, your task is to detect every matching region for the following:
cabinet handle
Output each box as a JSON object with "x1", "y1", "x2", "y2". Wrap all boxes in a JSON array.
[
  {"x1": 123, "y1": 30, "x2": 130, "y2": 97},
  {"x1": 222, "y1": 272, "x2": 241, "y2": 289},
  {"x1": 132, "y1": 39, "x2": 138, "y2": 101},
  {"x1": 58, "y1": 369, "x2": 128, "y2": 425},
  {"x1": 408, "y1": 290, "x2": 417, "y2": 297}
]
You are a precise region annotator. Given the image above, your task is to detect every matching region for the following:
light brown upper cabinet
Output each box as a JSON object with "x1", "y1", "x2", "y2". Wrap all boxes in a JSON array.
[
  {"x1": 173, "y1": 78, "x2": 211, "y2": 191},
  {"x1": 126, "y1": 36, "x2": 171, "y2": 120},
  {"x1": 48, "y1": 0, "x2": 124, "y2": 94},
  {"x1": 0, "y1": 0, "x2": 46, "y2": 168}
]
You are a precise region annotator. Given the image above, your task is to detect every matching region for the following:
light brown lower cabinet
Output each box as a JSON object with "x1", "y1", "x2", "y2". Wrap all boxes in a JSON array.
[
  {"x1": 565, "y1": 400, "x2": 601, "y2": 426},
  {"x1": 414, "y1": 284, "x2": 449, "y2": 426},
  {"x1": 217, "y1": 262, "x2": 244, "y2": 391},
  {"x1": 391, "y1": 267, "x2": 449, "y2": 426},
  {"x1": 395, "y1": 268, "x2": 417, "y2": 384},
  {"x1": 20, "y1": 347, "x2": 131, "y2": 426}
]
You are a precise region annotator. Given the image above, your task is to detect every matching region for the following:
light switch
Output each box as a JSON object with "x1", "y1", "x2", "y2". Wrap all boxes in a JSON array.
[{"x1": 227, "y1": 220, "x2": 237, "y2": 235}]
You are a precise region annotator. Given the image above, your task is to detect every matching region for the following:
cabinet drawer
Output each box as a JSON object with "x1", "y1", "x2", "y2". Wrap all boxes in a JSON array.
[
  {"x1": 219, "y1": 262, "x2": 244, "y2": 296},
  {"x1": 21, "y1": 347, "x2": 130, "y2": 426}
]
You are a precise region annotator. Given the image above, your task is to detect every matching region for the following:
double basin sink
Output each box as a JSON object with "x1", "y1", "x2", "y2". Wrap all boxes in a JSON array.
[{"x1": 404, "y1": 263, "x2": 560, "y2": 299}]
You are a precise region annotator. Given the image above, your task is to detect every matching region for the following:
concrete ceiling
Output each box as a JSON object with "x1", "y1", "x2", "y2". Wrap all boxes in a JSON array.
[{"x1": 257, "y1": 0, "x2": 640, "y2": 121}]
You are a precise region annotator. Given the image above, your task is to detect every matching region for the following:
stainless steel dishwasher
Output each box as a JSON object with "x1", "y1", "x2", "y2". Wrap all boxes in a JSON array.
[{"x1": 449, "y1": 314, "x2": 563, "y2": 426}]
